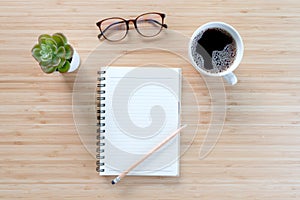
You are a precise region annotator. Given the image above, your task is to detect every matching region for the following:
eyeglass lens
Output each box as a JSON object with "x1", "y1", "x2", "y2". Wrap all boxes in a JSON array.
[
  {"x1": 100, "y1": 18, "x2": 127, "y2": 41},
  {"x1": 136, "y1": 13, "x2": 163, "y2": 37}
]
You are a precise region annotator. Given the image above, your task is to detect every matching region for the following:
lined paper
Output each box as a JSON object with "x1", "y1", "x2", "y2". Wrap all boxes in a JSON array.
[{"x1": 100, "y1": 67, "x2": 181, "y2": 176}]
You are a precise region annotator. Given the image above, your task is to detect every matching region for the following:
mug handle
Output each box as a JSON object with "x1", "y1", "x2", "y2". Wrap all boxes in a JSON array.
[{"x1": 223, "y1": 72, "x2": 237, "y2": 85}]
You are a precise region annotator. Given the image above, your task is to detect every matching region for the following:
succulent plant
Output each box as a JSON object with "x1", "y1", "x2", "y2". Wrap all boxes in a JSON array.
[{"x1": 31, "y1": 33, "x2": 74, "y2": 73}]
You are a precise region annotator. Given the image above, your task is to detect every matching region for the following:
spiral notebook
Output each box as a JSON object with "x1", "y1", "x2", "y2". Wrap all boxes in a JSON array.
[{"x1": 96, "y1": 67, "x2": 181, "y2": 176}]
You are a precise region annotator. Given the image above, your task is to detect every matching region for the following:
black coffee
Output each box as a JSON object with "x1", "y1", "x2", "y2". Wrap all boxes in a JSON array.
[{"x1": 192, "y1": 28, "x2": 237, "y2": 73}]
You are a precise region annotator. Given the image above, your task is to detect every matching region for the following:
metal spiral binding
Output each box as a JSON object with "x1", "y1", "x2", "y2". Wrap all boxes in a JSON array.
[{"x1": 96, "y1": 70, "x2": 106, "y2": 173}]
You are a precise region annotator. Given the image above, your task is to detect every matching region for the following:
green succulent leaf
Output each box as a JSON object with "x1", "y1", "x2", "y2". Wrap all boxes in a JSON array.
[
  {"x1": 39, "y1": 58, "x2": 52, "y2": 67},
  {"x1": 31, "y1": 44, "x2": 42, "y2": 62},
  {"x1": 64, "y1": 44, "x2": 74, "y2": 60},
  {"x1": 51, "y1": 56, "x2": 61, "y2": 67},
  {"x1": 32, "y1": 44, "x2": 41, "y2": 51},
  {"x1": 56, "y1": 46, "x2": 66, "y2": 58},
  {"x1": 44, "y1": 37, "x2": 57, "y2": 47},
  {"x1": 38, "y1": 34, "x2": 52, "y2": 45},
  {"x1": 41, "y1": 65, "x2": 57, "y2": 73},
  {"x1": 57, "y1": 57, "x2": 66, "y2": 68},
  {"x1": 54, "y1": 33, "x2": 67, "y2": 44},
  {"x1": 58, "y1": 60, "x2": 70, "y2": 73},
  {"x1": 52, "y1": 34, "x2": 65, "y2": 47},
  {"x1": 50, "y1": 42, "x2": 57, "y2": 53}
]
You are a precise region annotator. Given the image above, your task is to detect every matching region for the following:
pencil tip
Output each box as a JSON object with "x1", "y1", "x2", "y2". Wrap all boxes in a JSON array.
[{"x1": 112, "y1": 176, "x2": 121, "y2": 184}]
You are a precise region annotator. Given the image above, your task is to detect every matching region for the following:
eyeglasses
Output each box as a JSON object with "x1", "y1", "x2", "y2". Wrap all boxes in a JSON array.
[{"x1": 96, "y1": 12, "x2": 168, "y2": 41}]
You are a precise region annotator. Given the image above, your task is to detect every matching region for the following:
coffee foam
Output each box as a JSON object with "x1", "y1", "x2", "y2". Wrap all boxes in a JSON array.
[
  {"x1": 191, "y1": 31, "x2": 205, "y2": 71},
  {"x1": 211, "y1": 43, "x2": 236, "y2": 73}
]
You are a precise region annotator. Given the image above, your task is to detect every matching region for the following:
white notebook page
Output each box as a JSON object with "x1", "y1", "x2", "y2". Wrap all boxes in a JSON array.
[{"x1": 100, "y1": 67, "x2": 181, "y2": 176}]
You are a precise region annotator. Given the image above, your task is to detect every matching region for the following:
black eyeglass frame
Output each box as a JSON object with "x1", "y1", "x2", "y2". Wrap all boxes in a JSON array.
[{"x1": 96, "y1": 12, "x2": 168, "y2": 41}]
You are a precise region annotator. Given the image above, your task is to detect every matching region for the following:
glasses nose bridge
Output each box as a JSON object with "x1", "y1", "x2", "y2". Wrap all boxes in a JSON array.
[{"x1": 126, "y1": 19, "x2": 137, "y2": 28}]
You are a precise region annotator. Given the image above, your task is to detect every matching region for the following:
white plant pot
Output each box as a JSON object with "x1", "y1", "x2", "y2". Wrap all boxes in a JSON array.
[{"x1": 68, "y1": 49, "x2": 80, "y2": 72}]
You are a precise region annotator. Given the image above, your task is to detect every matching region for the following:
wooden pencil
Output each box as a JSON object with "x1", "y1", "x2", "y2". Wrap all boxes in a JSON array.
[{"x1": 111, "y1": 124, "x2": 187, "y2": 185}]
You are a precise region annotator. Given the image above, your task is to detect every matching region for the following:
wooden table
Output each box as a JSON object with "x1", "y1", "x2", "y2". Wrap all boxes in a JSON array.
[{"x1": 1, "y1": 0, "x2": 300, "y2": 199}]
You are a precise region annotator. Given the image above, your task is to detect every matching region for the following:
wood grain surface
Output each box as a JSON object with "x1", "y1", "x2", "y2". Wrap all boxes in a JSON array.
[{"x1": 1, "y1": 0, "x2": 300, "y2": 199}]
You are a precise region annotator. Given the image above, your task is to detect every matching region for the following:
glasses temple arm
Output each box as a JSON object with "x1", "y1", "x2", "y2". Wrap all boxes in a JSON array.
[{"x1": 141, "y1": 19, "x2": 168, "y2": 28}]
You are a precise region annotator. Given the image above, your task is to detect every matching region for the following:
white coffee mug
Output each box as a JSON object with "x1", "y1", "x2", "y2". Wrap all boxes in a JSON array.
[{"x1": 188, "y1": 22, "x2": 244, "y2": 85}]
